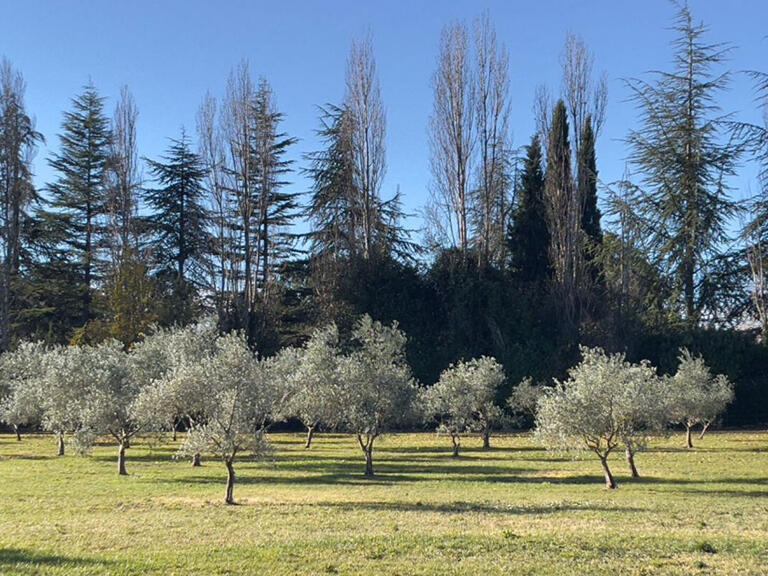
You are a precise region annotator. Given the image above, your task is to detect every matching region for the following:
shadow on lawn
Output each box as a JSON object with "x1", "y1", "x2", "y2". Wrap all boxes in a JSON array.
[
  {"x1": 315, "y1": 499, "x2": 649, "y2": 516},
  {"x1": 0, "y1": 549, "x2": 110, "y2": 573}
]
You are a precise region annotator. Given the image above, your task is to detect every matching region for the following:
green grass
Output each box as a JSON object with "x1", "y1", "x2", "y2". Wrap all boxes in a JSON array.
[{"x1": 1, "y1": 431, "x2": 767, "y2": 575}]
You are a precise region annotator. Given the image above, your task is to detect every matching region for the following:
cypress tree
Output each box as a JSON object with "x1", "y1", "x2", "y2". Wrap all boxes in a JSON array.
[
  {"x1": 46, "y1": 84, "x2": 112, "y2": 326},
  {"x1": 578, "y1": 116, "x2": 602, "y2": 245},
  {"x1": 508, "y1": 135, "x2": 550, "y2": 283},
  {"x1": 544, "y1": 100, "x2": 581, "y2": 333}
]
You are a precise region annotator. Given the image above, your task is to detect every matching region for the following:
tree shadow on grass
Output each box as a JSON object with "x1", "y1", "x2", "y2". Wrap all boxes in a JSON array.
[
  {"x1": 314, "y1": 499, "x2": 650, "y2": 516},
  {"x1": 0, "y1": 549, "x2": 110, "y2": 574}
]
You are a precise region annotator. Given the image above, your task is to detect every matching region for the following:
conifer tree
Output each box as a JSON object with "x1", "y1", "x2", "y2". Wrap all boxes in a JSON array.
[
  {"x1": 46, "y1": 83, "x2": 112, "y2": 327},
  {"x1": 0, "y1": 59, "x2": 42, "y2": 350},
  {"x1": 578, "y1": 116, "x2": 601, "y2": 246},
  {"x1": 545, "y1": 100, "x2": 582, "y2": 333},
  {"x1": 144, "y1": 132, "x2": 209, "y2": 324},
  {"x1": 508, "y1": 135, "x2": 550, "y2": 283},
  {"x1": 626, "y1": 4, "x2": 740, "y2": 325}
]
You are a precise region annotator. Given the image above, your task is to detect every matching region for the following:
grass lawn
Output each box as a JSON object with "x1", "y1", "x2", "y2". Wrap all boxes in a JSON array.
[{"x1": 0, "y1": 431, "x2": 767, "y2": 575}]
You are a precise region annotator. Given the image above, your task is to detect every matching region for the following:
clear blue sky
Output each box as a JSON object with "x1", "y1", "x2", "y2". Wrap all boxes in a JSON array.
[{"x1": 1, "y1": 0, "x2": 766, "y2": 234}]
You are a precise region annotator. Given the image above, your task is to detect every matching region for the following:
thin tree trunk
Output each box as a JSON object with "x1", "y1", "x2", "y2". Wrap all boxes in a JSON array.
[
  {"x1": 192, "y1": 452, "x2": 201, "y2": 467},
  {"x1": 451, "y1": 434, "x2": 460, "y2": 458},
  {"x1": 698, "y1": 421, "x2": 711, "y2": 440},
  {"x1": 625, "y1": 444, "x2": 639, "y2": 478},
  {"x1": 482, "y1": 428, "x2": 491, "y2": 450},
  {"x1": 364, "y1": 448, "x2": 374, "y2": 476},
  {"x1": 225, "y1": 459, "x2": 235, "y2": 504},
  {"x1": 14, "y1": 425, "x2": 21, "y2": 441},
  {"x1": 57, "y1": 431, "x2": 65, "y2": 456},
  {"x1": 599, "y1": 455, "x2": 616, "y2": 489},
  {"x1": 305, "y1": 426, "x2": 315, "y2": 450},
  {"x1": 686, "y1": 424, "x2": 694, "y2": 449},
  {"x1": 117, "y1": 442, "x2": 127, "y2": 475}
]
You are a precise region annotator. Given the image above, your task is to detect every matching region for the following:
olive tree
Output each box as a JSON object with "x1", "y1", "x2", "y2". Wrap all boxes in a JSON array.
[
  {"x1": 131, "y1": 320, "x2": 219, "y2": 456},
  {"x1": 667, "y1": 349, "x2": 734, "y2": 449},
  {"x1": 0, "y1": 342, "x2": 48, "y2": 440},
  {"x1": 535, "y1": 347, "x2": 665, "y2": 489},
  {"x1": 337, "y1": 315, "x2": 419, "y2": 476},
  {"x1": 37, "y1": 345, "x2": 91, "y2": 456},
  {"x1": 506, "y1": 377, "x2": 545, "y2": 428},
  {"x1": 424, "y1": 356, "x2": 505, "y2": 456},
  {"x1": 65, "y1": 340, "x2": 153, "y2": 475},
  {"x1": 174, "y1": 332, "x2": 275, "y2": 504},
  {"x1": 289, "y1": 324, "x2": 342, "y2": 448}
]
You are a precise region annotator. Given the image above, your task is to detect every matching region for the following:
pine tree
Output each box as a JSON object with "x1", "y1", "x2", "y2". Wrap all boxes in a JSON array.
[
  {"x1": 144, "y1": 132, "x2": 209, "y2": 324},
  {"x1": 304, "y1": 103, "x2": 356, "y2": 261},
  {"x1": 626, "y1": 4, "x2": 740, "y2": 325},
  {"x1": 250, "y1": 78, "x2": 299, "y2": 293},
  {"x1": 508, "y1": 135, "x2": 549, "y2": 283},
  {"x1": 46, "y1": 83, "x2": 112, "y2": 327}
]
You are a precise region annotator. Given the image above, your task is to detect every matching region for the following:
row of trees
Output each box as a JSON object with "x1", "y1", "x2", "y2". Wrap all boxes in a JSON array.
[
  {"x1": 0, "y1": 317, "x2": 732, "y2": 501},
  {"x1": 0, "y1": 4, "x2": 766, "y2": 421}
]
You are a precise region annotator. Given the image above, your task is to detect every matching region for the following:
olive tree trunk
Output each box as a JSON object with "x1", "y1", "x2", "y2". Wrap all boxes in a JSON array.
[
  {"x1": 305, "y1": 426, "x2": 315, "y2": 450},
  {"x1": 625, "y1": 443, "x2": 639, "y2": 478},
  {"x1": 685, "y1": 424, "x2": 694, "y2": 449},
  {"x1": 698, "y1": 421, "x2": 711, "y2": 440},
  {"x1": 599, "y1": 455, "x2": 616, "y2": 489},
  {"x1": 451, "y1": 433, "x2": 460, "y2": 458},
  {"x1": 117, "y1": 441, "x2": 128, "y2": 476},
  {"x1": 57, "y1": 431, "x2": 65, "y2": 456},
  {"x1": 192, "y1": 452, "x2": 201, "y2": 467},
  {"x1": 225, "y1": 459, "x2": 236, "y2": 505},
  {"x1": 482, "y1": 428, "x2": 491, "y2": 450},
  {"x1": 357, "y1": 434, "x2": 375, "y2": 476},
  {"x1": 14, "y1": 425, "x2": 21, "y2": 442}
]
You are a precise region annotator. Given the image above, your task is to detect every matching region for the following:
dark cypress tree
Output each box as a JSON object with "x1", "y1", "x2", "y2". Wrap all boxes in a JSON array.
[
  {"x1": 46, "y1": 84, "x2": 112, "y2": 327},
  {"x1": 508, "y1": 135, "x2": 550, "y2": 283},
  {"x1": 144, "y1": 132, "x2": 209, "y2": 324},
  {"x1": 577, "y1": 115, "x2": 604, "y2": 305},
  {"x1": 578, "y1": 115, "x2": 602, "y2": 245},
  {"x1": 544, "y1": 100, "x2": 581, "y2": 334}
]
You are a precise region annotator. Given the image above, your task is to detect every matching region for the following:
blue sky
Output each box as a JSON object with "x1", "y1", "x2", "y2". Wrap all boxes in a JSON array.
[{"x1": 1, "y1": 0, "x2": 766, "y2": 234}]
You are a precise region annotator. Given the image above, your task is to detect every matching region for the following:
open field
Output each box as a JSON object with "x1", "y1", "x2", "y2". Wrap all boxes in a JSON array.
[{"x1": 0, "y1": 431, "x2": 767, "y2": 575}]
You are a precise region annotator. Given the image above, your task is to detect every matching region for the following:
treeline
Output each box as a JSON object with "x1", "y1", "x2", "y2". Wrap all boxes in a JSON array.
[{"x1": 1, "y1": 5, "x2": 767, "y2": 422}]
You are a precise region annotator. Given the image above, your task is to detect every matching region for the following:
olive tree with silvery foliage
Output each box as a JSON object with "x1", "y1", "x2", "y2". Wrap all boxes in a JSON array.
[
  {"x1": 423, "y1": 356, "x2": 505, "y2": 457},
  {"x1": 64, "y1": 340, "x2": 156, "y2": 475},
  {"x1": 0, "y1": 342, "x2": 48, "y2": 441},
  {"x1": 172, "y1": 332, "x2": 276, "y2": 504},
  {"x1": 535, "y1": 347, "x2": 667, "y2": 489},
  {"x1": 506, "y1": 377, "x2": 545, "y2": 428},
  {"x1": 337, "y1": 315, "x2": 420, "y2": 476},
  {"x1": 666, "y1": 349, "x2": 734, "y2": 449},
  {"x1": 36, "y1": 345, "x2": 91, "y2": 456},
  {"x1": 288, "y1": 323, "x2": 343, "y2": 449},
  {"x1": 131, "y1": 320, "x2": 219, "y2": 465}
]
